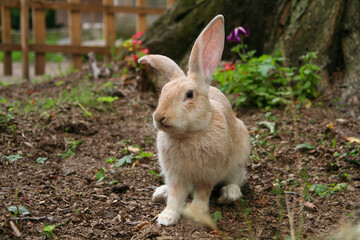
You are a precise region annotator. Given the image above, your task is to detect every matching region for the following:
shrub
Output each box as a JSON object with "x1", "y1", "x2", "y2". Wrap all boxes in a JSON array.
[{"x1": 214, "y1": 26, "x2": 321, "y2": 108}]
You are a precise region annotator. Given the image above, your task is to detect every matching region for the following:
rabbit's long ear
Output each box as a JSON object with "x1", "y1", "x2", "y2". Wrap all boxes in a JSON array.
[
  {"x1": 188, "y1": 15, "x2": 224, "y2": 91},
  {"x1": 138, "y1": 55, "x2": 185, "y2": 81}
]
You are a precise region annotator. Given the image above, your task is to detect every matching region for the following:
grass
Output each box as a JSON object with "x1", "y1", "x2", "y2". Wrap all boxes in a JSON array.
[
  {"x1": 0, "y1": 50, "x2": 65, "y2": 63},
  {"x1": 0, "y1": 31, "x2": 65, "y2": 63}
]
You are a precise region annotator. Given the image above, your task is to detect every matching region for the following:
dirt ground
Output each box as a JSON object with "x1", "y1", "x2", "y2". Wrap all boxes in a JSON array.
[{"x1": 0, "y1": 68, "x2": 359, "y2": 240}]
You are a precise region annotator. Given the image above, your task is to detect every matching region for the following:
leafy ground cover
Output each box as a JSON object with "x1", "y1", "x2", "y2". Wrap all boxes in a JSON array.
[{"x1": 0, "y1": 64, "x2": 359, "y2": 239}]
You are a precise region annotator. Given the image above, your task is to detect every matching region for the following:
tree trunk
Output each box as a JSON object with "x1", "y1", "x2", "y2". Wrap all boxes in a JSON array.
[
  {"x1": 142, "y1": 0, "x2": 279, "y2": 66},
  {"x1": 142, "y1": 0, "x2": 360, "y2": 118}
]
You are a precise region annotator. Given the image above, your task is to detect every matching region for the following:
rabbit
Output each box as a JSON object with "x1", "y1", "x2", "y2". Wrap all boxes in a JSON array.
[{"x1": 138, "y1": 15, "x2": 251, "y2": 227}]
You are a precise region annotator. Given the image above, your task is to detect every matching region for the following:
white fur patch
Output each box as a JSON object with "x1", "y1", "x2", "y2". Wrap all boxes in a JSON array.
[
  {"x1": 217, "y1": 184, "x2": 242, "y2": 204},
  {"x1": 157, "y1": 208, "x2": 180, "y2": 226},
  {"x1": 152, "y1": 185, "x2": 168, "y2": 203}
]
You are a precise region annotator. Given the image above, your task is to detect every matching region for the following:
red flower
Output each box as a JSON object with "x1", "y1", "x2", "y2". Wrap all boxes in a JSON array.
[
  {"x1": 224, "y1": 63, "x2": 235, "y2": 71},
  {"x1": 132, "y1": 54, "x2": 138, "y2": 61},
  {"x1": 132, "y1": 32, "x2": 143, "y2": 40}
]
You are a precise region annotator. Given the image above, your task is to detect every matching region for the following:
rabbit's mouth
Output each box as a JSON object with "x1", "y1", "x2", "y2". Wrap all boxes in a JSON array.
[{"x1": 160, "y1": 122, "x2": 173, "y2": 129}]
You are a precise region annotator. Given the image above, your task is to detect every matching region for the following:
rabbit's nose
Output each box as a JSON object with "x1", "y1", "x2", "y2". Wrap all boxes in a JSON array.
[{"x1": 154, "y1": 112, "x2": 165, "y2": 123}]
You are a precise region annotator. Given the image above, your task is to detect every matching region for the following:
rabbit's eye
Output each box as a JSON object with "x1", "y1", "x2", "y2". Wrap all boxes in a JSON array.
[{"x1": 185, "y1": 90, "x2": 194, "y2": 100}]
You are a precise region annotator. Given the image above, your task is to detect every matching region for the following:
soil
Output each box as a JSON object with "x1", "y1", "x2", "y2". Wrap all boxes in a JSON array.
[{"x1": 0, "y1": 68, "x2": 360, "y2": 240}]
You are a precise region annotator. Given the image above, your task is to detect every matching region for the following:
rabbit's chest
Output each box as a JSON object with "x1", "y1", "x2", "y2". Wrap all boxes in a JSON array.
[{"x1": 157, "y1": 133, "x2": 229, "y2": 182}]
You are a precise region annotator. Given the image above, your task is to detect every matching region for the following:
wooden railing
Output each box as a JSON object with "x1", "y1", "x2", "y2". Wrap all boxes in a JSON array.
[{"x1": 0, "y1": 0, "x2": 174, "y2": 80}]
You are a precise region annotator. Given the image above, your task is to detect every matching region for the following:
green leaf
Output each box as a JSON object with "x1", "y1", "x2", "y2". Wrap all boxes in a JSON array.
[
  {"x1": 295, "y1": 143, "x2": 315, "y2": 150},
  {"x1": 3, "y1": 154, "x2": 22, "y2": 162},
  {"x1": 97, "y1": 96, "x2": 119, "y2": 103},
  {"x1": 106, "y1": 156, "x2": 116, "y2": 164},
  {"x1": 258, "y1": 62, "x2": 274, "y2": 77},
  {"x1": 309, "y1": 184, "x2": 331, "y2": 196},
  {"x1": 135, "y1": 151, "x2": 154, "y2": 159},
  {"x1": 55, "y1": 81, "x2": 65, "y2": 86},
  {"x1": 331, "y1": 183, "x2": 348, "y2": 192},
  {"x1": 0, "y1": 97, "x2": 7, "y2": 104},
  {"x1": 115, "y1": 155, "x2": 133, "y2": 167},
  {"x1": 8, "y1": 205, "x2": 30, "y2": 215},
  {"x1": 94, "y1": 168, "x2": 105, "y2": 182},
  {"x1": 44, "y1": 224, "x2": 56, "y2": 232},
  {"x1": 109, "y1": 180, "x2": 119, "y2": 185},
  {"x1": 212, "y1": 211, "x2": 223, "y2": 223},
  {"x1": 36, "y1": 157, "x2": 48, "y2": 164},
  {"x1": 149, "y1": 170, "x2": 157, "y2": 176}
]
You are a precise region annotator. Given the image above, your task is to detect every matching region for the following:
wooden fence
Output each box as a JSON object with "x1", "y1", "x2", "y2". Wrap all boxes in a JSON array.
[{"x1": 0, "y1": 0, "x2": 175, "y2": 80}]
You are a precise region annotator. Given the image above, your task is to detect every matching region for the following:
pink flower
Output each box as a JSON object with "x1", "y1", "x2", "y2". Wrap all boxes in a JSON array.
[
  {"x1": 227, "y1": 26, "x2": 250, "y2": 42},
  {"x1": 141, "y1": 48, "x2": 149, "y2": 54},
  {"x1": 132, "y1": 39, "x2": 143, "y2": 45},
  {"x1": 132, "y1": 54, "x2": 138, "y2": 61},
  {"x1": 132, "y1": 32, "x2": 143, "y2": 40}
]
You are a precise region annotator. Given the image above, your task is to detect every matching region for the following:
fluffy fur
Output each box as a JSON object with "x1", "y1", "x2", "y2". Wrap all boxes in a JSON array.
[{"x1": 138, "y1": 15, "x2": 251, "y2": 227}]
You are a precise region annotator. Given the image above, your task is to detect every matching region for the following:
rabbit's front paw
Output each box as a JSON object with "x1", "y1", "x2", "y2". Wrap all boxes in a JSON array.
[
  {"x1": 152, "y1": 185, "x2": 168, "y2": 203},
  {"x1": 157, "y1": 209, "x2": 180, "y2": 226},
  {"x1": 217, "y1": 184, "x2": 242, "y2": 204}
]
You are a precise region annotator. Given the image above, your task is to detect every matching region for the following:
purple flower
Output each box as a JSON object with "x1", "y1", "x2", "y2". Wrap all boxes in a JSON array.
[{"x1": 227, "y1": 26, "x2": 250, "y2": 42}]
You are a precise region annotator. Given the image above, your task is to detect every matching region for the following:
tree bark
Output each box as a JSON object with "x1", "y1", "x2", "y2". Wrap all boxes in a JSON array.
[
  {"x1": 142, "y1": 0, "x2": 360, "y2": 117},
  {"x1": 142, "y1": 0, "x2": 279, "y2": 66}
]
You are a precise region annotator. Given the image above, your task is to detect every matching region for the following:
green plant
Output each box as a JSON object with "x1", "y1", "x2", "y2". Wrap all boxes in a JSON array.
[
  {"x1": 272, "y1": 177, "x2": 285, "y2": 240},
  {"x1": 149, "y1": 170, "x2": 163, "y2": 183},
  {"x1": 3, "y1": 154, "x2": 22, "y2": 162},
  {"x1": 41, "y1": 224, "x2": 56, "y2": 239},
  {"x1": 215, "y1": 51, "x2": 293, "y2": 108},
  {"x1": 293, "y1": 52, "x2": 321, "y2": 101},
  {"x1": 294, "y1": 143, "x2": 315, "y2": 151},
  {"x1": 94, "y1": 168, "x2": 105, "y2": 182},
  {"x1": 308, "y1": 183, "x2": 348, "y2": 197},
  {"x1": 96, "y1": 96, "x2": 119, "y2": 114},
  {"x1": 114, "y1": 155, "x2": 134, "y2": 167},
  {"x1": 60, "y1": 82, "x2": 97, "y2": 108},
  {"x1": 7, "y1": 187, "x2": 28, "y2": 230},
  {"x1": 106, "y1": 156, "x2": 116, "y2": 164},
  {"x1": 212, "y1": 211, "x2": 223, "y2": 223},
  {"x1": 117, "y1": 32, "x2": 149, "y2": 72},
  {"x1": 215, "y1": 27, "x2": 321, "y2": 109},
  {"x1": 7, "y1": 205, "x2": 30, "y2": 216},
  {"x1": 238, "y1": 198, "x2": 256, "y2": 240},
  {"x1": 36, "y1": 157, "x2": 48, "y2": 164},
  {"x1": 111, "y1": 140, "x2": 154, "y2": 169},
  {"x1": 0, "y1": 97, "x2": 7, "y2": 104},
  {"x1": 57, "y1": 139, "x2": 82, "y2": 159}
]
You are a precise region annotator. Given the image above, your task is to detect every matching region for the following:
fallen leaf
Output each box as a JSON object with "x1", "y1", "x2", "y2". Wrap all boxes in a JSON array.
[
  {"x1": 295, "y1": 143, "x2": 315, "y2": 150},
  {"x1": 128, "y1": 146, "x2": 140, "y2": 153},
  {"x1": 210, "y1": 230, "x2": 224, "y2": 237},
  {"x1": 304, "y1": 202, "x2": 318, "y2": 211},
  {"x1": 336, "y1": 118, "x2": 347, "y2": 124},
  {"x1": 134, "y1": 221, "x2": 150, "y2": 231},
  {"x1": 305, "y1": 100, "x2": 312, "y2": 108},
  {"x1": 9, "y1": 221, "x2": 21, "y2": 237},
  {"x1": 259, "y1": 121, "x2": 276, "y2": 134},
  {"x1": 344, "y1": 136, "x2": 360, "y2": 144}
]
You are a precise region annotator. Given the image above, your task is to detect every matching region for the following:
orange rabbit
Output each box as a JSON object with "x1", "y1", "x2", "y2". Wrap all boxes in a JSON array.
[{"x1": 139, "y1": 15, "x2": 251, "y2": 226}]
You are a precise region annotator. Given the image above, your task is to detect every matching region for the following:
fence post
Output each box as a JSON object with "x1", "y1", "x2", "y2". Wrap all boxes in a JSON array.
[
  {"x1": 21, "y1": 0, "x2": 30, "y2": 80},
  {"x1": 1, "y1": 5, "x2": 12, "y2": 76},
  {"x1": 33, "y1": 0, "x2": 46, "y2": 75},
  {"x1": 136, "y1": 0, "x2": 146, "y2": 33},
  {"x1": 167, "y1": 0, "x2": 175, "y2": 8},
  {"x1": 103, "y1": 0, "x2": 115, "y2": 61},
  {"x1": 68, "y1": 0, "x2": 82, "y2": 70}
]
